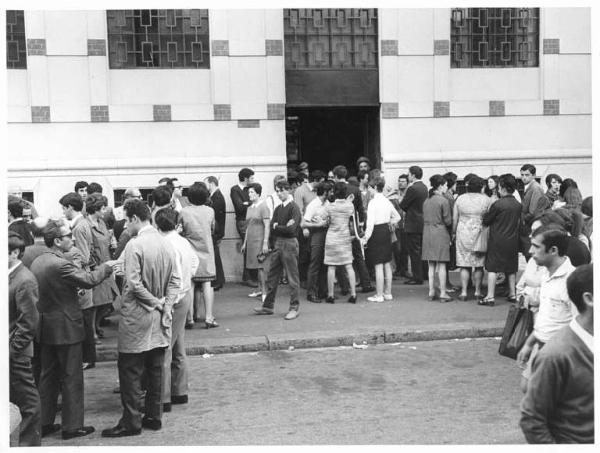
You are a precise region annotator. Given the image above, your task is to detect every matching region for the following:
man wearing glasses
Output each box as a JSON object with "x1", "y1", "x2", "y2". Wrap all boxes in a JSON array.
[{"x1": 30, "y1": 219, "x2": 113, "y2": 440}]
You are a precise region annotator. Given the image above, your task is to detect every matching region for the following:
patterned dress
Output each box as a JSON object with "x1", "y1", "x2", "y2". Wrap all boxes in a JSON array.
[
  {"x1": 453, "y1": 193, "x2": 491, "y2": 267},
  {"x1": 244, "y1": 201, "x2": 270, "y2": 269},
  {"x1": 324, "y1": 199, "x2": 354, "y2": 266}
]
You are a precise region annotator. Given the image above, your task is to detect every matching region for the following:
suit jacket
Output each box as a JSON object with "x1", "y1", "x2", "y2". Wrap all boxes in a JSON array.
[
  {"x1": 345, "y1": 182, "x2": 365, "y2": 224},
  {"x1": 399, "y1": 180, "x2": 429, "y2": 234},
  {"x1": 9, "y1": 263, "x2": 39, "y2": 357},
  {"x1": 210, "y1": 188, "x2": 226, "y2": 241},
  {"x1": 521, "y1": 180, "x2": 549, "y2": 232},
  {"x1": 71, "y1": 214, "x2": 93, "y2": 265},
  {"x1": 30, "y1": 249, "x2": 112, "y2": 345},
  {"x1": 230, "y1": 184, "x2": 249, "y2": 221}
]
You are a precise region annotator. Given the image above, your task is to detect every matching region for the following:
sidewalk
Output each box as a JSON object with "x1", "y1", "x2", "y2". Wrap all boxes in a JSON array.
[{"x1": 96, "y1": 275, "x2": 512, "y2": 361}]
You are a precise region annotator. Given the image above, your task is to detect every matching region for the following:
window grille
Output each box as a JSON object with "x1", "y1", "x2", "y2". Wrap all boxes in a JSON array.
[
  {"x1": 451, "y1": 8, "x2": 539, "y2": 68},
  {"x1": 6, "y1": 10, "x2": 26, "y2": 69},
  {"x1": 107, "y1": 9, "x2": 210, "y2": 69},
  {"x1": 284, "y1": 9, "x2": 378, "y2": 69}
]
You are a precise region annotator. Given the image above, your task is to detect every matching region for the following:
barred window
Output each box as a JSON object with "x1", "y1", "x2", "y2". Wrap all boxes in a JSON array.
[
  {"x1": 6, "y1": 10, "x2": 26, "y2": 69},
  {"x1": 284, "y1": 9, "x2": 378, "y2": 69},
  {"x1": 451, "y1": 8, "x2": 539, "y2": 68},
  {"x1": 107, "y1": 10, "x2": 210, "y2": 69}
]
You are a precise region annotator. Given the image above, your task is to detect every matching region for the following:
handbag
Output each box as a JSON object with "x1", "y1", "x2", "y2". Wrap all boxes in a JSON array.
[
  {"x1": 498, "y1": 303, "x2": 534, "y2": 360},
  {"x1": 473, "y1": 226, "x2": 489, "y2": 253}
]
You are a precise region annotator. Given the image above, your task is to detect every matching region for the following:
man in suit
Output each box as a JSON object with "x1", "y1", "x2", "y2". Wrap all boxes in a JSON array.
[
  {"x1": 520, "y1": 164, "x2": 550, "y2": 259},
  {"x1": 332, "y1": 165, "x2": 375, "y2": 293},
  {"x1": 9, "y1": 232, "x2": 41, "y2": 446},
  {"x1": 399, "y1": 165, "x2": 429, "y2": 285},
  {"x1": 8, "y1": 199, "x2": 34, "y2": 246},
  {"x1": 230, "y1": 167, "x2": 258, "y2": 286},
  {"x1": 30, "y1": 219, "x2": 113, "y2": 440},
  {"x1": 206, "y1": 176, "x2": 226, "y2": 290},
  {"x1": 101, "y1": 199, "x2": 180, "y2": 437}
]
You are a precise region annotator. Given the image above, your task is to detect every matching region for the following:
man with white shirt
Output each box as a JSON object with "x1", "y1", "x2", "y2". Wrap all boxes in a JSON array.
[
  {"x1": 520, "y1": 263, "x2": 593, "y2": 444},
  {"x1": 301, "y1": 181, "x2": 332, "y2": 303},
  {"x1": 154, "y1": 208, "x2": 199, "y2": 412},
  {"x1": 517, "y1": 226, "x2": 576, "y2": 392}
]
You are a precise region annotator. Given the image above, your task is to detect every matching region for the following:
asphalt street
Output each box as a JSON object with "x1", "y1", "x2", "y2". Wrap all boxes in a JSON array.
[{"x1": 42, "y1": 338, "x2": 526, "y2": 446}]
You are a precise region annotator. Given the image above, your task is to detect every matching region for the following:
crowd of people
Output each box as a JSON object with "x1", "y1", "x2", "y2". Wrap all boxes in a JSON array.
[{"x1": 7, "y1": 159, "x2": 593, "y2": 444}]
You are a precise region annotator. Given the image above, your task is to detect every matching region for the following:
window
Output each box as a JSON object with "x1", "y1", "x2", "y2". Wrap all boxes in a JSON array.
[
  {"x1": 107, "y1": 9, "x2": 210, "y2": 69},
  {"x1": 6, "y1": 10, "x2": 26, "y2": 69},
  {"x1": 451, "y1": 8, "x2": 539, "y2": 68},
  {"x1": 284, "y1": 9, "x2": 378, "y2": 69}
]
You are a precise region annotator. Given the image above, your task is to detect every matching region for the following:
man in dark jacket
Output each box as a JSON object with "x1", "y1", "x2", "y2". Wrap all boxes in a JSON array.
[
  {"x1": 520, "y1": 164, "x2": 550, "y2": 258},
  {"x1": 9, "y1": 232, "x2": 41, "y2": 446},
  {"x1": 399, "y1": 165, "x2": 429, "y2": 285},
  {"x1": 206, "y1": 176, "x2": 226, "y2": 290},
  {"x1": 8, "y1": 199, "x2": 34, "y2": 246},
  {"x1": 30, "y1": 219, "x2": 113, "y2": 440}
]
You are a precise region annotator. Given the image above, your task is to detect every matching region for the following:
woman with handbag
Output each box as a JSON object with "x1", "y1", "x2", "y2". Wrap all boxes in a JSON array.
[
  {"x1": 452, "y1": 176, "x2": 491, "y2": 301},
  {"x1": 422, "y1": 175, "x2": 453, "y2": 302},
  {"x1": 481, "y1": 174, "x2": 522, "y2": 306}
]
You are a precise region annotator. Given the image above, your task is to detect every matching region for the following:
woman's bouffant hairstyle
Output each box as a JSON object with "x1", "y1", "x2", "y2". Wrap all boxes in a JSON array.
[
  {"x1": 123, "y1": 198, "x2": 150, "y2": 221},
  {"x1": 187, "y1": 182, "x2": 210, "y2": 206},
  {"x1": 559, "y1": 178, "x2": 578, "y2": 198},
  {"x1": 428, "y1": 174, "x2": 446, "y2": 197},
  {"x1": 467, "y1": 176, "x2": 485, "y2": 194},
  {"x1": 85, "y1": 193, "x2": 107, "y2": 215},
  {"x1": 333, "y1": 181, "x2": 347, "y2": 200},
  {"x1": 247, "y1": 182, "x2": 263, "y2": 197}
]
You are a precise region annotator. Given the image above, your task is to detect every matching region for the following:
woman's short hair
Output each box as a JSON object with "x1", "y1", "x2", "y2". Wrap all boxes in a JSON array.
[
  {"x1": 545, "y1": 173, "x2": 562, "y2": 188},
  {"x1": 368, "y1": 176, "x2": 386, "y2": 192},
  {"x1": 85, "y1": 193, "x2": 107, "y2": 214},
  {"x1": 428, "y1": 174, "x2": 445, "y2": 197},
  {"x1": 333, "y1": 181, "x2": 347, "y2": 199},
  {"x1": 467, "y1": 176, "x2": 485, "y2": 193},
  {"x1": 247, "y1": 182, "x2": 263, "y2": 197},
  {"x1": 187, "y1": 182, "x2": 210, "y2": 206}
]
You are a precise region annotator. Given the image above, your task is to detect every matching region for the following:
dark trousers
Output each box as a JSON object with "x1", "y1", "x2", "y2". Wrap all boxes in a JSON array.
[
  {"x1": 298, "y1": 233, "x2": 311, "y2": 284},
  {"x1": 82, "y1": 307, "x2": 96, "y2": 364},
  {"x1": 406, "y1": 233, "x2": 424, "y2": 282},
  {"x1": 393, "y1": 230, "x2": 409, "y2": 275},
  {"x1": 39, "y1": 342, "x2": 84, "y2": 431},
  {"x1": 10, "y1": 355, "x2": 41, "y2": 446},
  {"x1": 306, "y1": 230, "x2": 327, "y2": 298},
  {"x1": 237, "y1": 219, "x2": 258, "y2": 282},
  {"x1": 263, "y1": 237, "x2": 299, "y2": 310},
  {"x1": 212, "y1": 239, "x2": 225, "y2": 288},
  {"x1": 352, "y1": 238, "x2": 371, "y2": 288},
  {"x1": 118, "y1": 347, "x2": 166, "y2": 430}
]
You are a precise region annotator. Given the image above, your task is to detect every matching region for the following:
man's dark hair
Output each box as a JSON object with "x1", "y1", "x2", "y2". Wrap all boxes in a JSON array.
[
  {"x1": 247, "y1": 182, "x2": 263, "y2": 197},
  {"x1": 581, "y1": 196, "x2": 592, "y2": 217},
  {"x1": 87, "y1": 182, "x2": 103, "y2": 195},
  {"x1": 314, "y1": 181, "x2": 332, "y2": 197},
  {"x1": 332, "y1": 165, "x2": 348, "y2": 180},
  {"x1": 409, "y1": 166, "x2": 423, "y2": 180},
  {"x1": 520, "y1": 164, "x2": 536, "y2": 175},
  {"x1": 398, "y1": 174, "x2": 409, "y2": 182},
  {"x1": 152, "y1": 185, "x2": 173, "y2": 208},
  {"x1": 356, "y1": 156, "x2": 372, "y2": 169},
  {"x1": 59, "y1": 192, "x2": 83, "y2": 212},
  {"x1": 238, "y1": 167, "x2": 254, "y2": 182},
  {"x1": 275, "y1": 180, "x2": 292, "y2": 192},
  {"x1": 463, "y1": 173, "x2": 478, "y2": 185},
  {"x1": 8, "y1": 200, "x2": 24, "y2": 219},
  {"x1": 8, "y1": 232, "x2": 26, "y2": 258},
  {"x1": 188, "y1": 182, "x2": 210, "y2": 206},
  {"x1": 333, "y1": 181, "x2": 347, "y2": 199},
  {"x1": 567, "y1": 263, "x2": 593, "y2": 314},
  {"x1": 293, "y1": 170, "x2": 306, "y2": 184},
  {"x1": 498, "y1": 173, "x2": 517, "y2": 194},
  {"x1": 309, "y1": 170, "x2": 325, "y2": 183},
  {"x1": 369, "y1": 176, "x2": 386, "y2": 192},
  {"x1": 74, "y1": 181, "x2": 88, "y2": 192},
  {"x1": 205, "y1": 176, "x2": 219, "y2": 187},
  {"x1": 545, "y1": 173, "x2": 562, "y2": 188},
  {"x1": 467, "y1": 176, "x2": 485, "y2": 194},
  {"x1": 86, "y1": 193, "x2": 107, "y2": 215},
  {"x1": 154, "y1": 208, "x2": 179, "y2": 232},
  {"x1": 531, "y1": 225, "x2": 569, "y2": 256},
  {"x1": 43, "y1": 219, "x2": 66, "y2": 248},
  {"x1": 123, "y1": 198, "x2": 151, "y2": 222},
  {"x1": 443, "y1": 172, "x2": 458, "y2": 189}
]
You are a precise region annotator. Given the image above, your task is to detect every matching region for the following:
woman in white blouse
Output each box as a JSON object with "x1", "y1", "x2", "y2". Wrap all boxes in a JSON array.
[{"x1": 361, "y1": 176, "x2": 401, "y2": 302}]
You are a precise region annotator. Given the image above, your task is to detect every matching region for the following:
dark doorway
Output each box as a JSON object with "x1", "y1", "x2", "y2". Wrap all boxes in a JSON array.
[{"x1": 285, "y1": 106, "x2": 380, "y2": 176}]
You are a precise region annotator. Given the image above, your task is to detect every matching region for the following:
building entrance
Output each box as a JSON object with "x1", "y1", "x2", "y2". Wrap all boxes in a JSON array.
[{"x1": 285, "y1": 107, "x2": 380, "y2": 175}]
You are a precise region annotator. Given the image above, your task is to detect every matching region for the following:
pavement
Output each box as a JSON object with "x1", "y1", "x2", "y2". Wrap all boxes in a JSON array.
[{"x1": 95, "y1": 271, "x2": 515, "y2": 361}]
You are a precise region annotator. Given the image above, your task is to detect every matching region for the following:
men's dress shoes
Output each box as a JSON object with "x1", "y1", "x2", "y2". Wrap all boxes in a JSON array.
[
  {"x1": 42, "y1": 423, "x2": 61, "y2": 437},
  {"x1": 253, "y1": 306, "x2": 274, "y2": 315},
  {"x1": 62, "y1": 426, "x2": 95, "y2": 440},
  {"x1": 361, "y1": 286, "x2": 376, "y2": 293},
  {"x1": 141, "y1": 417, "x2": 162, "y2": 431},
  {"x1": 284, "y1": 309, "x2": 299, "y2": 320},
  {"x1": 171, "y1": 394, "x2": 188, "y2": 405},
  {"x1": 163, "y1": 402, "x2": 172, "y2": 412},
  {"x1": 101, "y1": 425, "x2": 141, "y2": 438}
]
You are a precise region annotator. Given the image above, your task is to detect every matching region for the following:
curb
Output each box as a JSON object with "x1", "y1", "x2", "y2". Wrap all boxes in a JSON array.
[{"x1": 96, "y1": 325, "x2": 504, "y2": 362}]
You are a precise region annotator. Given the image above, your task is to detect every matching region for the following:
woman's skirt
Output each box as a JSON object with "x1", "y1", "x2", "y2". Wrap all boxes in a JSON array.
[{"x1": 366, "y1": 223, "x2": 393, "y2": 266}]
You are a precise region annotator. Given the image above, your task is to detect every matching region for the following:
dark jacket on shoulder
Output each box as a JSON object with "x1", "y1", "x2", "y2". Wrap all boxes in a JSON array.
[{"x1": 399, "y1": 180, "x2": 429, "y2": 234}]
